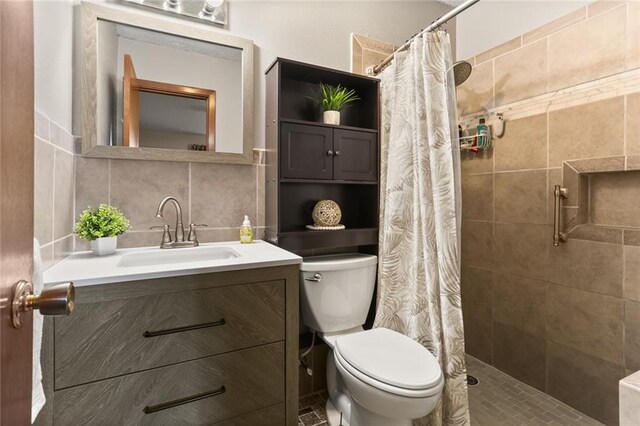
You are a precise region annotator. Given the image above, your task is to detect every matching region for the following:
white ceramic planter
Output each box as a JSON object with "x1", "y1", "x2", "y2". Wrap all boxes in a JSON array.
[
  {"x1": 90, "y1": 236, "x2": 117, "y2": 256},
  {"x1": 323, "y1": 110, "x2": 340, "y2": 125}
]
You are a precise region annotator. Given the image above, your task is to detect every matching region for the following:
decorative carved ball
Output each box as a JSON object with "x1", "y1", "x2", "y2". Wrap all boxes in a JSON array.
[{"x1": 312, "y1": 200, "x2": 342, "y2": 226}]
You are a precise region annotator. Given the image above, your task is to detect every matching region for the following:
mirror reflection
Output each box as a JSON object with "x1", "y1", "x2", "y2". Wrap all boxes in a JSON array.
[{"x1": 97, "y1": 20, "x2": 243, "y2": 153}]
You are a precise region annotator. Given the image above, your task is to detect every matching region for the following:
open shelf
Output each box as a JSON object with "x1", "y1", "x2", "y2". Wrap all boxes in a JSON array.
[
  {"x1": 280, "y1": 118, "x2": 378, "y2": 134},
  {"x1": 277, "y1": 228, "x2": 378, "y2": 251}
]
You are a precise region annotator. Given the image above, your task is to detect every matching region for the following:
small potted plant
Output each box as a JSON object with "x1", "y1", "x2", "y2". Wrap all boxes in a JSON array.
[
  {"x1": 309, "y1": 83, "x2": 360, "y2": 125},
  {"x1": 74, "y1": 204, "x2": 130, "y2": 256}
]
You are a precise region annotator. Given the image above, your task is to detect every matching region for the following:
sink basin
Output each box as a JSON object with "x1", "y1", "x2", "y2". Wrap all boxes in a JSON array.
[{"x1": 117, "y1": 246, "x2": 240, "y2": 268}]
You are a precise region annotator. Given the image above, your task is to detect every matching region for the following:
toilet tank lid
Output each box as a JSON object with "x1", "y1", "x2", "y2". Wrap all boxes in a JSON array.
[
  {"x1": 300, "y1": 254, "x2": 377, "y2": 272},
  {"x1": 335, "y1": 328, "x2": 442, "y2": 390}
]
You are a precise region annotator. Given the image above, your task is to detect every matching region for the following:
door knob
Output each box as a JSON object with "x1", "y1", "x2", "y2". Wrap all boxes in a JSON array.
[{"x1": 11, "y1": 280, "x2": 75, "y2": 328}]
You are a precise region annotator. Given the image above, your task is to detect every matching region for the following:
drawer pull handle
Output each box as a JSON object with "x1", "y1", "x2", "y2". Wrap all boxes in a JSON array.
[
  {"x1": 143, "y1": 385, "x2": 226, "y2": 414},
  {"x1": 143, "y1": 318, "x2": 226, "y2": 338}
]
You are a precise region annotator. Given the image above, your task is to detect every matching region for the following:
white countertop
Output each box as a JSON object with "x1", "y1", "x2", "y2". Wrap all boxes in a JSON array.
[{"x1": 43, "y1": 240, "x2": 302, "y2": 287}]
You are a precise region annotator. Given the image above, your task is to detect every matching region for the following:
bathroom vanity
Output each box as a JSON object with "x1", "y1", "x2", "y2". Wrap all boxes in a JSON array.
[{"x1": 41, "y1": 241, "x2": 301, "y2": 425}]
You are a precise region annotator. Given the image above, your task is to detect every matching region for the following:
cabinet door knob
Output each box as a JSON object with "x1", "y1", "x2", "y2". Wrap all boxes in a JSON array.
[
  {"x1": 334, "y1": 150, "x2": 341, "y2": 156},
  {"x1": 327, "y1": 150, "x2": 334, "y2": 156}
]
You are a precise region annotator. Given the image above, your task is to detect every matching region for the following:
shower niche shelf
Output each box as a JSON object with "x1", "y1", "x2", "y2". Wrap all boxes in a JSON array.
[{"x1": 265, "y1": 58, "x2": 380, "y2": 253}]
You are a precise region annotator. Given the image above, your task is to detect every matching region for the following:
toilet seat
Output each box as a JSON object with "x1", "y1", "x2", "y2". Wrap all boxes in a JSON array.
[{"x1": 334, "y1": 328, "x2": 443, "y2": 398}]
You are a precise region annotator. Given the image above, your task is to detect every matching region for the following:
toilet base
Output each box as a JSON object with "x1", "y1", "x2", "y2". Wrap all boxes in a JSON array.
[{"x1": 326, "y1": 398, "x2": 349, "y2": 426}]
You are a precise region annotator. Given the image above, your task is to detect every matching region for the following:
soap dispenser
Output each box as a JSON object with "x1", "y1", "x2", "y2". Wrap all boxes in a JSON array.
[{"x1": 240, "y1": 215, "x2": 254, "y2": 244}]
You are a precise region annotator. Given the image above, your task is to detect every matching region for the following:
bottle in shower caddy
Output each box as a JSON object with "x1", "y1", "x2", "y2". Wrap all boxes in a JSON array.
[{"x1": 476, "y1": 118, "x2": 489, "y2": 148}]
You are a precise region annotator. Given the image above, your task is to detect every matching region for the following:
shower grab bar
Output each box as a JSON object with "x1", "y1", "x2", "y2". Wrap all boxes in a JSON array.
[{"x1": 553, "y1": 185, "x2": 568, "y2": 247}]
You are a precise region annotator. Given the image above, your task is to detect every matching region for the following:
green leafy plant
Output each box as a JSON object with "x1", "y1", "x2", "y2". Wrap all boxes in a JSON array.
[
  {"x1": 308, "y1": 83, "x2": 360, "y2": 112},
  {"x1": 74, "y1": 204, "x2": 130, "y2": 241}
]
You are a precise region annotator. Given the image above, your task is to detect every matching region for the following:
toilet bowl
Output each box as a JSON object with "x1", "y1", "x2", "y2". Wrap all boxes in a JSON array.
[{"x1": 299, "y1": 254, "x2": 444, "y2": 426}]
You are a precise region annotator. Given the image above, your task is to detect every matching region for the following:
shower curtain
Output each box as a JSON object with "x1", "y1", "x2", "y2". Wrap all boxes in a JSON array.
[{"x1": 374, "y1": 31, "x2": 469, "y2": 426}]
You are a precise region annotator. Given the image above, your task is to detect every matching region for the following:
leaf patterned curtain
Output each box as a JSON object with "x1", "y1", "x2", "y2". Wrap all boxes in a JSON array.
[{"x1": 374, "y1": 31, "x2": 469, "y2": 426}]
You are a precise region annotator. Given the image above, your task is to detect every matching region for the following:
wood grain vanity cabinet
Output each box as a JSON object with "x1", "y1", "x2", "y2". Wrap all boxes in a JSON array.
[{"x1": 45, "y1": 265, "x2": 299, "y2": 426}]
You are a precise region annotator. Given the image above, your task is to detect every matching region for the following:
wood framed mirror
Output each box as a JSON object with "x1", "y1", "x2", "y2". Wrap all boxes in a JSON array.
[
  {"x1": 123, "y1": 54, "x2": 216, "y2": 151},
  {"x1": 80, "y1": 1, "x2": 254, "y2": 164}
]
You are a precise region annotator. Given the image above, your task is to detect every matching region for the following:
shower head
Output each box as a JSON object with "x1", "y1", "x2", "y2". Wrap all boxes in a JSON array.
[{"x1": 452, "y1": 60, "x2": 472, "y2": 86}]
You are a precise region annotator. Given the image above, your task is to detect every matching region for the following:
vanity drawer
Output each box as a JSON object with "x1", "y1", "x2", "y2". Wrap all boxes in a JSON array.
[
  {"x1": 53, "y1": 342, "x2": 285, "y2": 426},
  {"x1": 55, "y1": 280, "x2": 285, "y2": 388}
]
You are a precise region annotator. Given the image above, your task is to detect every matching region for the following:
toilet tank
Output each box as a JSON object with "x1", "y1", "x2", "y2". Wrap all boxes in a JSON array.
[{"x1": 299, "y1": 254, "x2": 377, "y2": 333}]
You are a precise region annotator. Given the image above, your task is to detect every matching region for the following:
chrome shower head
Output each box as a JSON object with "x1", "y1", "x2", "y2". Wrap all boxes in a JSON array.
[{"x1": 452, "y1": 60, "x2": 472, "y2": 86}]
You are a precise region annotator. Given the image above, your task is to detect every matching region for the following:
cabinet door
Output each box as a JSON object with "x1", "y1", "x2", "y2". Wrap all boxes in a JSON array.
[
  {"x1": 280, "y1": 123, "x2": 333, "y2": 179},
  {"x1": 333, "y1": 129, "x2": 378, "y2": 181}
]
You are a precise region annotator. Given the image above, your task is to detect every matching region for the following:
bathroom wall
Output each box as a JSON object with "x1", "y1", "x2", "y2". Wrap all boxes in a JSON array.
[
  {"x1": 73, "y1": 0, "x2": 456, "y2": 251},
  {"x1": 34, "y1": 0, "x2": 76, "y2": 270},
  {"x1": 458, "y1": 1, "x2": 640, "y2": 424}
]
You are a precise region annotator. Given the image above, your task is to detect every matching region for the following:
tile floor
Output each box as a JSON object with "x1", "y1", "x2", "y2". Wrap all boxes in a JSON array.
[{"x1": 297, "y1": 355, "x2": 604, "y2": 426}]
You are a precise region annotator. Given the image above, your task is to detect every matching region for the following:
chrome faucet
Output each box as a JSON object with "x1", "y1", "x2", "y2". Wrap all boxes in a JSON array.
[
  {"x1": 155, "y1": 196, "x2": 185, "y2": 243},
  {"x1": 153, "y1": 197, "x2": 207, "y2": 249}
]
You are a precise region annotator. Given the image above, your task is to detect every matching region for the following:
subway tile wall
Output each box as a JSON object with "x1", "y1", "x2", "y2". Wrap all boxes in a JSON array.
[
  {"x1": 458, "y1": 1, "x2": 640, "y2": 424},
  {"x1": 34, "y1": 111, "x2": 76, "y2": 270}
]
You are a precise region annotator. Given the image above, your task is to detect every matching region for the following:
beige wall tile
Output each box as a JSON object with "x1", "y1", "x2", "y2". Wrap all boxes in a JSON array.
[
  {"x1": 40, "y1": 243, "x2": 54, "y2": 272},
  {"x1": 50, "y1": 121, "x2": 75, "y2": 153},
  {"x1": 627, "y1": 154, "x2": 640, "y2": 171},
  {"x1": 110, "y1": 160, "x2": 189, "y2": 232},
  {"x1": 457, "y1": 61, "x2": 493, "y2": 115},
  {"x1": 547, "y1": 341, "x2": 625, "y2": 425},
  {"x1": 548, "y1": 97, "x2": 625, "y2": 167},
  {"x1": 627, "y1": 93, "x2": 640, "y2": 155},
  {"x1": 549, "y1": 6, "x2": 626, "y2": 91},
  {"x1": 569, "y1": 224, "x2": 622, "y2": 244},
  {"x1": 34, "y1": 138, "x2": 54, "y2": 245},
  {"x1": 494, "y1": 113, "x2": 547, "y2": 171},
  {"x1": 117, "y1": 231, "x2": 165, "y2": 249},
  {"x1": 625, "y1": 228, "x2": 640, "y2": 246},
  {"x1": 626, "y1": 0, "x2": 640, "y2": 70},
  {"x1": 587, "y1": 0, "x2": 625, "y2": 17},
  {"x1": 191, "y1": 163, "x2": 256, "y2": 228},
  {"x1": 53, "y1": 151, "x2": 75, "y2": 240},
  {"x1": 547, "y1": 284, "x2": 624, "y2": 364},
  {"x1": 494, "y1": 170, "x2": 547, "y2": 224},
  {"x1": 624, "y1": 245, "x2": 640, "y2": 302},
  {"x1": 460, "y1": 150, "x2": 493, "y2": 174},
  {"x1": 53, "y1": 235, "x2": 73, "y2": 265},
  {"x1": 461, "y1": 220, "x2": 492, "y2": 270},
  {"x1": 475, "y1": 36, "x2": 521, "y2": 65},
  {"x1": 548, "y1": 238, "x2": 623, "y2": 297},
  {"x1": 460, "y1": 270, "x2": 491, "y2": 367},
  {"x1": 625, "y1": 300, "x2": 640, "y2": 371},
  {"x1": 590, "y1": 171, "x2": 640, "y2": 227},
  {"x1": 35, "y1": 111, "x2": 49, "y2": 140},
  {"x1": 75, "y1": 157, "x2": 109, "y2": 213},
  {"x1": 196, "y1": 228, "x2": 243, "y2": 243},
  {"x1": 462, "y1": 173, "x2": 492, "y2": 221},
  {"x1": 522, "y1": 7, "x2": 586, "y2": 45},
  {"x1": 494, "y1": 40, "x2": 547, "y2": 106},
  {"x1": 493, "y1": 323, "x2": 546, "y2": 392},
  {"x1": 493, "y1": 272, "x2": 546, "y2": 338},
  {"x1": 566, "y1": 156, "x2": 626, "y2": 173},
  {"x1": 493, "y1": 222, "x2": 548, "y2": 280}
]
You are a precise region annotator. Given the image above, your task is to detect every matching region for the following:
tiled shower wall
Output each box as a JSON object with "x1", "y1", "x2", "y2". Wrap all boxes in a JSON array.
[
  {"x1": 34, "y1": 111, "x2": 76, "y2": 270},
  {"x1": 74, "y1": 154, "x2": 266, "y2": 251},
  {"x1": 458, "y1": 1, "x2": 640, "y2": 424}
]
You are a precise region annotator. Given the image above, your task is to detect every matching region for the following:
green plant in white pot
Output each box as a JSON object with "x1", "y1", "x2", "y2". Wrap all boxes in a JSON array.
[
  {"x1": 74, "y1": 204, "x2": 130, "y2": 256},
  {"x1": 309, "y1": 83, "x2": 360, "y2": 125}
]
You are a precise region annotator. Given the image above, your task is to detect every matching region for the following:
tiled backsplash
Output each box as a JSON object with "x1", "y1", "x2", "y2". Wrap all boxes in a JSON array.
[
  {"x1": 34, "y1": 110, "x2": 76, "y2": 270},
  {"x1": 74, "y1": 154, "x2": 266, "y2": 251},
  {"x1": 459, "y1": 1, "x2": 640, "y2": 424}
]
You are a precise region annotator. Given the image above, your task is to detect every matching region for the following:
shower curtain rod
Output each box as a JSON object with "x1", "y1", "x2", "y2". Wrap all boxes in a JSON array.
[{"x1": 367, "y1": 0, "x2": 480, "y2": 75}]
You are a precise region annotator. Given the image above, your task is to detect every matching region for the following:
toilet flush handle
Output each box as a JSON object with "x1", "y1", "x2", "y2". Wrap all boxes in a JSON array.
[{"x1": 305, "y1": 273, "x2": 323, "y2": 282}]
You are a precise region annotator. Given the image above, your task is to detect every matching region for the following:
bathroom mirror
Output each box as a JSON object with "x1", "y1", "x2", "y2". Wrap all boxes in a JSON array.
[{"x1": 80, "y1": 2, "x2": 254, "y2": 164}]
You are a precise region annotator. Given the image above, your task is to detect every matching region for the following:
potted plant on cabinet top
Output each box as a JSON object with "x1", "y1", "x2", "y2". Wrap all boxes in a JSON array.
[
  {"x1": 310, "y1": 83, "x2": 360, "y2": 125},
  {"x1": 74, "y1": 204, "x2": 130, "y2": 256}
]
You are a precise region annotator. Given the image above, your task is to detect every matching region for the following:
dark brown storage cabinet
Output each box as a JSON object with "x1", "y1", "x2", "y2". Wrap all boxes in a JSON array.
[{"x1": 265, "y1": 58, "x2": 380, "y2": 252}]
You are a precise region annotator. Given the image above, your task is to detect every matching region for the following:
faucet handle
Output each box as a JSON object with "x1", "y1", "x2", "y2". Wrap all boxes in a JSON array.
[
  {"x1": 150, "y1": 224, "x2": 172, "y2": 248},
  {"x1": 187, "y1": 224, "x2": 208, "y2": 246}
]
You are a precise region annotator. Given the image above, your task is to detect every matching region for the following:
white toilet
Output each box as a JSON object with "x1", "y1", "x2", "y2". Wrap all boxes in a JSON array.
[{"x1": 299, "y1": 254, "x2": 444, "y2": 426}]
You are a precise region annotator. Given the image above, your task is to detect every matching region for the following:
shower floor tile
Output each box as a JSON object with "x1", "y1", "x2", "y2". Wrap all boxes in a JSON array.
[
  {"x1": 298, "y1": 356, "x2": 604, "y2": 425},
  {"x1": 466, "y1": 355, "x2": 603, "y2": 426}
]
